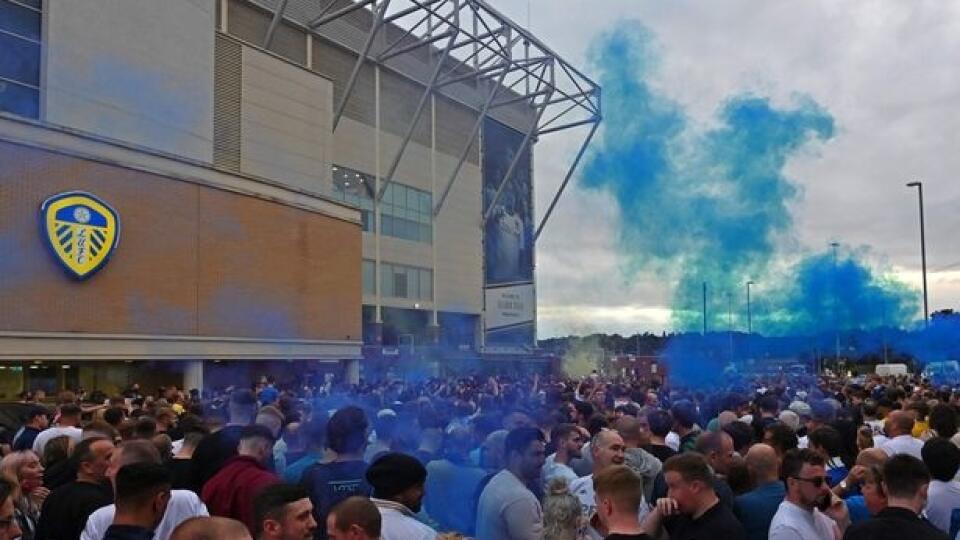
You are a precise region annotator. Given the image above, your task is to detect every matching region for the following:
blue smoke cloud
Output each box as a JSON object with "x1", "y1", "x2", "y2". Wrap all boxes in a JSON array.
[
  {"x1": 580, "y1": 21, "x2": 836, "y2": 332},
  {"x1": 578, "y1": 21, "x2": 936, "y2": 384},
  {"x1": 760, "y1": 247, "x2": 919, "y2": 336}
]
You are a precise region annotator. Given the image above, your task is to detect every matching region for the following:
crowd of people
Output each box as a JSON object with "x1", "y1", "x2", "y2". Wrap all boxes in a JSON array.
[{"x1": 0, "y1": 370, "x2": 960, "y2": 540}]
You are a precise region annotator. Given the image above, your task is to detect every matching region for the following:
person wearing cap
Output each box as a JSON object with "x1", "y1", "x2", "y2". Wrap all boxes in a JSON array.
[
  {"x1": 798, "y1": 401, "x2": 833, "y2": 450},
  {"x1": 366, "y1": 452, "x2": 437, "y2": 540},
  {"x1": 12, "y1": 406, "x2": 48, "y2": 452},
  {"x1": 201, "y1": 424, "x2": 279, "y2": 534}
]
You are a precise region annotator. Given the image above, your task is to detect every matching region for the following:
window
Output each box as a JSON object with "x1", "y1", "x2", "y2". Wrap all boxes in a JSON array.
[
  {"x1": 332, "y1": 165, "x2": 375, "y2": 232},
  {"x1": 381, "y1": 182, "x2": 433, "y2": 244},
  {"x1": 362, "y1": 259, "x2": 376, "y2": 296},
  {"x1": 0, "y1": 0, "x2": 42, "y2": 119},
  {"x1": 380, "y1": 262, "x2": 432, "y2": 301},
  {"x1": 331, "y1": 165, "x2": 433, "y2": 244}
]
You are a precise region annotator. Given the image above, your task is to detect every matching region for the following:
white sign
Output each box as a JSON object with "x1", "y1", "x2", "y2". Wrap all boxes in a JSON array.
[{"x1": 485, "y1": 283, "x2": 535, "y2": 330}]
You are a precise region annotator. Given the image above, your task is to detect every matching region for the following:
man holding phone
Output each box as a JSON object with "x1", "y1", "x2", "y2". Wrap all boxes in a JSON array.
[{"x1": 769, "y1": 449, "x2": 848, "y2": 540}]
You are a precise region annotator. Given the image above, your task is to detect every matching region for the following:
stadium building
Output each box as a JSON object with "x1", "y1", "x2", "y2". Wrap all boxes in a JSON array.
[{"x1": 0, "y1": 0, "x2": 599, "y2": 395}]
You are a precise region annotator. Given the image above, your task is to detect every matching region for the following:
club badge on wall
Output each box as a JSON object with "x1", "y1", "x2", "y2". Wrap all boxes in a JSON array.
[{"x1": 40, "y1": 191, "x2": 120, "y2": 280}]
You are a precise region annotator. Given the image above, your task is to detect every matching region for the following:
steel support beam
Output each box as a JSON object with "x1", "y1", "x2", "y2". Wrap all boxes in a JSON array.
[
  {"x1": 537, "y1": 116, "x2": 600, "y2": 136},
  {"x1": 433, "y1": 59, "x2": 511, "y2": 217},
  {"x1": 377, "y1": 7, "x2": 461, "y2": 202},
  {"x1": 309, "y1": 0, "x2": 376, "y2": 27},
  {"x1": 263, "y1": 0, "x2": 289, "y2": 49},
  {"x1": 534, "y1": 119, "x2": 600, "y2": 241},
  {"x1": 331, "y1": 0, "x2": 392, "y2": 131},
  {"x1": 378, "y1": 29, "x2": 454, "y2": 62}
]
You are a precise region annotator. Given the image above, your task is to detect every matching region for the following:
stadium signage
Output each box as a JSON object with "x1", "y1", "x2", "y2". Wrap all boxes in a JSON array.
[{"x1": 40, "y1": 191, "x2": 121, "y2": 280}]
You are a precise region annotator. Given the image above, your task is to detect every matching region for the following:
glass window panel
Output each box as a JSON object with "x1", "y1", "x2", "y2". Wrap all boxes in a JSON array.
[
  {"x1": 407, "y1": 268, "x2": 419, "y2": 299},
  {"x1": 420, "y1": 192, "x2": 431, "y2": 214},
  {"x1": 420, "y1": 270, "x2": 432, "y2": 301},
  {"x1": 0, "y1": 33, "x2": 40, "y2": 86},
  {"x1": 393, "y1": 269, "x2": 407, "y2": 298},
  {"x1": 420, "y1": 224, "x2": 432, "y2": 244},
  {"x1": 381, "y1": 264, "x2": 393, "y2": 297},
  {"x1": 0, "y1": 80, "x2": 37, "y2": 118},
  {"x1": 406, "y1": 188, "x2": 419, "y2": 209},
  {"x1": 362, "y1": 260, "x2": 375, "y2": 295},
  {"x1": 0, "y1": 2, "x2": 41, "y2": 41}
]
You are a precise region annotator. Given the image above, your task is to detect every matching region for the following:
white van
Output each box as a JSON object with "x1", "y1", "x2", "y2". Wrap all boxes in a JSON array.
[
  {"x1": 923, "y1": 361, "x2": 960, "y2": 381},
  {"x1": 875, "y1": 363, "x2": 909, "y2": 377}
]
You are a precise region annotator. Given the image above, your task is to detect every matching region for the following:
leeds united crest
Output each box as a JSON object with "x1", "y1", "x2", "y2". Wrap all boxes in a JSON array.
[{"x1": 40, "y1": 191, "x2": 120, "y2": 280}]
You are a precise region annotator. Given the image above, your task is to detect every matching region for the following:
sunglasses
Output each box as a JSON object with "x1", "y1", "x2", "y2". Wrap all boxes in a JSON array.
[{"x1": 791, "y1": 475, "x2": 830, "y2": 488}]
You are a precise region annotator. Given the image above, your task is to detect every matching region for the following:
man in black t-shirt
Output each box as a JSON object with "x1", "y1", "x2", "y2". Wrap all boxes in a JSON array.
[
  {"x1": 643, "y1": 410, "x2": 678, "y2": 463},
  {"x1": 301, "y1": 406, "x2": 371, "y2": 540},
  {"x1": 641, "y1": 453, "x2": 745, "y2": 540},
  {"x1": 35, "y1": 437, "x2": 115, "y2": 540},
  {"x1": 593, "y1": 465, "x2": 653, "y2": 540},
  {"x1": 190, "y1": 389, "x2": 257, "y2": 491}
]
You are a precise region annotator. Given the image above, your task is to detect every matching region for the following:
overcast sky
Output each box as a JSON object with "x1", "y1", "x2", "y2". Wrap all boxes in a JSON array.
[{"x1": 485, "y1": 0, "x2": 960, "y2": 337}]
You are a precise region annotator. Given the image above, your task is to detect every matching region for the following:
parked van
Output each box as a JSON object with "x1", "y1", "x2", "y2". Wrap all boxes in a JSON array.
[
  {"x1": 875, "y1": 363, "x2": 909, "y2": 377},
  {"x1": 923, "y1": 361, "x2": 960, "y2": 382}
]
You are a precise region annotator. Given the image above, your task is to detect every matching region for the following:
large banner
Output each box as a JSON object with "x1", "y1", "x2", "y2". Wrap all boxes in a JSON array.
[
  {"x1": 483, "y1": 118, "x2": 535, "y2": 348},
  {"x1": 482, "y1": 119, "x2": 534, "y2": 285}
]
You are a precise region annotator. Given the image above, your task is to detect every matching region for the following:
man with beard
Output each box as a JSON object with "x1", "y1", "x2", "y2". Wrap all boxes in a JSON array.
[
  {"x1": 366, "y1": 453, "x2": 437, "y2": 540},
  {"x1": 542, "y1": 423, "x2": 586, "y2": 490},
  {"x1": 253, "y1": 484, "x2": 318, "y2": 540},
  {"x1": 769, "y1": 449, "x2": 846, "y2": 540},
  {"x1": 475, "y1": 427, "x2": 546, "y2": 540}
]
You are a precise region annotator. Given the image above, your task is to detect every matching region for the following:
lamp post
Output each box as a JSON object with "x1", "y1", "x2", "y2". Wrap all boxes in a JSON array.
[
  {"x1": 746, "y1": 280, "x2": 755, "y2": 362},
  {"x1": 831, "y1": 242, "x2": 840, "y2": 368},
  {"x1": 906, "y1": 181, "x2": 930, "y2": 327}
]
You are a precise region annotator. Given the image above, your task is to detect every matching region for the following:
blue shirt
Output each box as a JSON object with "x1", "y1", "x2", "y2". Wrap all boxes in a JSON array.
[
  {"x1": 734, "y1": 480, "x2": 786, "y2": 540},
  {"x1": 846, "y1": 495, "x2": 871, "y2": 524},
  {"x1": 282, "y1": 450, "x2": 323, "y2": 484}
]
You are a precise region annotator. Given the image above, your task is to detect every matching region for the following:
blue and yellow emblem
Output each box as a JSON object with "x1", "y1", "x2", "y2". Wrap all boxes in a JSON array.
[{"x1": 40, "y1": 191, "x2": 120, "y2": 280}]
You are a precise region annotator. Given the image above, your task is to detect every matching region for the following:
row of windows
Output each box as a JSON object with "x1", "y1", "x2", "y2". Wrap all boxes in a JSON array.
[
  {"x1": 362, "y1": 259, "x2": 433, "y2": 302},
  {"x1": 331, "y1": 165, "x2": 433, "y2": 244},
  {"x1": 0, "y1": 0, "x2": 42, "y2": 119}
]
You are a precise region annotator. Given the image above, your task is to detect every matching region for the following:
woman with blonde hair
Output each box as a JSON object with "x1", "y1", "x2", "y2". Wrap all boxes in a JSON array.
[
  {"x1": 543, "y1": 477, "x2": 588, "y2": 540},
  {"x1": 0, "y1": 450, "x2": 48, "y2": 540}
]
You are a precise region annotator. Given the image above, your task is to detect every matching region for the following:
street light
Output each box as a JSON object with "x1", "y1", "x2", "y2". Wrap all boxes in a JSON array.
[
  {"x1": 831, "y1": 242, "x2": 840, "y2": 366},
  {"x1": 906, "y1": 181, "x2": 930, "y2": 327}
]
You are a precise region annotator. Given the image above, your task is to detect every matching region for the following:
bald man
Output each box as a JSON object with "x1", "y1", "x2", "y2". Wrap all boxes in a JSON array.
[
  {"x1": 615, "y1": 416, "x2": 663, "y2": 502},
  {"x1": 718, "y1": 411, "x2": 739, "y2": 429},
  {"x1": 170, "y1": 516, "x2": 253, "y2": 540},
  {"x1": 734, "y1": 444, "x2": 785, "y2": 540},
  {"x1": 570, "y1": 430, "x2": 632, "y2": 536},
  {"x1": 879, "y1": 410, "x2": 923, "y2": 459}
]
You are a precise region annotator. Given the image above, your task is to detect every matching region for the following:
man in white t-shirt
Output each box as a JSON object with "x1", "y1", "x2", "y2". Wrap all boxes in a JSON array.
[
  {"x1": 769, "y1": 449, "x2": 846, "y2": 540},
  {"x1": 32, "y1": 403, "x2": 83, "y2": 456},
  {"x1": 81, "y1": 440, "x2": 208, "y2": 540},
  {"x1": 920, "y1": 437, "x2": 960, "y2": 534},
  {"x1": 879, "y1": 411, "x2": 924, "y2": 460},
  {"x1": 571, "y1": 430, "x2": 647, "y2": 539},
  {"x1": 542, "y1": 423, "x2": 586, "y2": 491}
]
